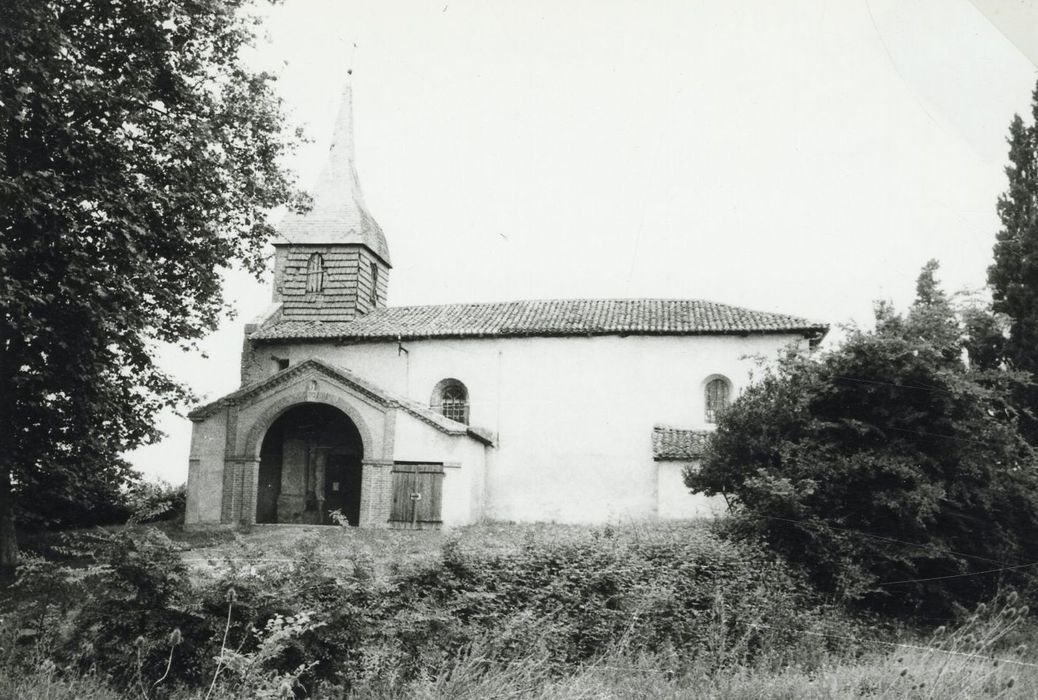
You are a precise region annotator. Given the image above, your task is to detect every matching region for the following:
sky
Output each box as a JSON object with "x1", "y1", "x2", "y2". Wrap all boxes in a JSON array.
[{"x1": 127, "y1": 0, "x2": 1038, "y2": 483}]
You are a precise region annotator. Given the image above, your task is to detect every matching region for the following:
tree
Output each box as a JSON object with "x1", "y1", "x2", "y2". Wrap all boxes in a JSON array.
[
  {"x1": 0, "y1": 0, "x2": 300, "y2": 572},
  {"x1": 687, "y1": 262, "x2": 1038, "y2": 615},
  {"x1": 989, "y1": 84, "x2": 1038, "y2": 432}
]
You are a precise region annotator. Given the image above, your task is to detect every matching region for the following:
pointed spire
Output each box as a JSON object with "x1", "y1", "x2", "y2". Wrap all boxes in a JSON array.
[
  {"x1": 319, "y1": 72, "x2": 365, "y2": 208},
  {"x1": 277, "y1": 71, "x2": 391, "y2": 266}
]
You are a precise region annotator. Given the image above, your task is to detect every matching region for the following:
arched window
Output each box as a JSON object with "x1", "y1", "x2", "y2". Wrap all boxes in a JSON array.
[
  {"x1": 305, "y1": 253, "x2": 325, "y2": 294},
  {"x1": 705, "y1": 377, "x2": 731, "y2": 424},
  {"x1": 431, "y1": 379, "x2": 469, "y2": 425}
]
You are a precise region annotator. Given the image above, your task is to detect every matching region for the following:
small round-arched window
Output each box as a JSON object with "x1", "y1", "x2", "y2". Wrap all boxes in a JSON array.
[
  {"x1": 431, "y1": 378, "x2": 469, "y2": 425},
  {"x1": 305, "y1": 253, "x2": 325, "y2": 294},
  {"x1": 705, "y1": 376, "x2": 731, "y2": 424}
]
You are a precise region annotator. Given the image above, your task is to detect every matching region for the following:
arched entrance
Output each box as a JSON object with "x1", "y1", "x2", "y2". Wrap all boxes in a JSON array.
[{"x1": 256, "y1": 403, "x2": 363, "y2": 525}]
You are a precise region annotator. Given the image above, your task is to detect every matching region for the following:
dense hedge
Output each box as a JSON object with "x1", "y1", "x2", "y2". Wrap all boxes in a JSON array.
[{"x1": 1, "y1": 524, "x2": 857, "y2": 697}]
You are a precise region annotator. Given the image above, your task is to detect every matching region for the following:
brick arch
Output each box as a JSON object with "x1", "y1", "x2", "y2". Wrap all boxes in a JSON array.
[{"x1": 242, "y1": 390, "x2": 376, "y2": 461}]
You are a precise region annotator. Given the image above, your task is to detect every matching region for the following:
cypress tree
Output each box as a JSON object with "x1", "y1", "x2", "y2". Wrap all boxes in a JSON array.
[{"x1": 989, "y1": 88, "x2": 1038, "y2": 392}]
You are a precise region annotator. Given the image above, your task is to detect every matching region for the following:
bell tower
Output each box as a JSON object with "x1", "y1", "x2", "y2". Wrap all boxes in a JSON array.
[{"x1": 271, "y1": 73, "x2": 391, "y2": 321}]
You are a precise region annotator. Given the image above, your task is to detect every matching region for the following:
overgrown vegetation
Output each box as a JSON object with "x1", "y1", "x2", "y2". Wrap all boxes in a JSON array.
[
  {"x1": 686, "y1": 261, "x2": 1038, "y2": 616},
  {"x1": 16, "y1": 480, "x2": 187, "y2": 534},
  {"x1": 0, "y1": 523, "x2": 861, "y2": 697},
  {"x1": 2, "y1": 523, "x2": 1037, "y2": 699}
]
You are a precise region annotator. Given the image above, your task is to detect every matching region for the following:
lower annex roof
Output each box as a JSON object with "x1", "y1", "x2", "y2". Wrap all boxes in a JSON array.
[
  {"x1": 652, "y1": 426, "x2": 711, "y2": 461},
  {"x1": 250, "y1": 298, "x2": 829, "y2": 344}
]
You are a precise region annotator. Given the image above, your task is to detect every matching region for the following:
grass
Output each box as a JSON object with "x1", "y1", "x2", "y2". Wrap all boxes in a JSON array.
[
  {"x1": 351, "y1": 615, "x2": 1038, "y2": 699},
  {"x1": 8, "y1": 644, "x2": 1034, "y2": 699}
]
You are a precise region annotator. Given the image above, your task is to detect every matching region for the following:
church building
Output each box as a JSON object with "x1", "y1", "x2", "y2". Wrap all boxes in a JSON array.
[{"x1": 184, "y1": 80, "x2": 828, "y2": 529}]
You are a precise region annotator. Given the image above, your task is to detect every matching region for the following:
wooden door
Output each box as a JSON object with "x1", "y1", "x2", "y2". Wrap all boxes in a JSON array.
[{"x1": 389, "y1": 463, "x2": 444, "y2": 528}]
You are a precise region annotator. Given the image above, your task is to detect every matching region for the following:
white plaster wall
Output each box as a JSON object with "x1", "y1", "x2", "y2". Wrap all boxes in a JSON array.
[
  {"x1": 185, "y1": 412, "x2": 227, "y2": 524},
  {"x1": 259, "y1": 333, "x2": 808, "y2": 523},
  {"x1": 392, "y1": 413, "x2": 487, "y2": 525},
  {"x1": 657, "y1": 460, "x2": 728, "y2": 519},
  {"x1": 464, "y1": 438, "x2": 489, "y2": 522}
]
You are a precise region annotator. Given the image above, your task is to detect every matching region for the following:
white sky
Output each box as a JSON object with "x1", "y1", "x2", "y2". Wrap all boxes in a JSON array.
[{"x1": 127, "y1": 0, "x2": 1038, "y2": 483}]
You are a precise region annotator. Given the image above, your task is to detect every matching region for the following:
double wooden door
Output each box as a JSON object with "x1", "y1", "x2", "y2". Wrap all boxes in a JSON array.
[{"x1": 389, "y1": 463, "x2": 444, "y2": 529}]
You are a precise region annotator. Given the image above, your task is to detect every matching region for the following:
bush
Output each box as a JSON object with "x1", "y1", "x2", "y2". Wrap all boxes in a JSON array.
[
  {"x1": 14, "y1": 461, "x2": 137, "y2": 532},
  {"x1": 125, "y1": 481, "x2": 187, "y2": 524},
  {"x1": 11, "y1": 475, "x2": 186, "y2": 533},
  {"x1": 378, "y1": 524, "x2": 855, "y2": 682},
  {"x1": 687, "y1": 263, "x2": 1038, "y2": 616}
]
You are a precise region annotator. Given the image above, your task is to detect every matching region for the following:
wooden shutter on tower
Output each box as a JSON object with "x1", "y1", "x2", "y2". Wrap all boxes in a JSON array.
[{"x1": 389, "y1": 463, "x2": 444, "y2": 528}]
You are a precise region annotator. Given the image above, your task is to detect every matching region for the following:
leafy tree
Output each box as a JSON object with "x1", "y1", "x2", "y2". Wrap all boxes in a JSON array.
[
  {"x1": 687, "y1": 262, "x2": 1038, "y2": 615},
  {"x1": 989, "y1": 84, "x2": 1038, "y2": 431},
  {"x1": 0, "y1": 0, "x2": 300, "y2": 572},
  {"x1": 959, "y1": 296, "x2": 1009, "y2": 371}
]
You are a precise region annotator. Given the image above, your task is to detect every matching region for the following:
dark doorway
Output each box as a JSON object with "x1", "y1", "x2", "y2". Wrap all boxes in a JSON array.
[
  {"x1": 256, "y1": 403, "x2": 364, "y2": 525},
  {"x1": 256, "y1": 419, "x2": 284, "y2": 523},
  {"x1": 323, "y1": 454, "x2": 363, "y2": 526}
]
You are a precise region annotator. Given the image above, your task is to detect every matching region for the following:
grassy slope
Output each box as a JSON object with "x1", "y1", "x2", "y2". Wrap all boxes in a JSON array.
[
  {"x1": 177, "y1": 522, "x2": 1038, "y2": 698},
  {"x1": 7, "y1": 521, "x2": 1038, "y2": 698}
]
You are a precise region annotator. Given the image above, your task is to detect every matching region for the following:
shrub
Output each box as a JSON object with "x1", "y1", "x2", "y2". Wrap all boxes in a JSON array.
[
  {"x1": 381, "y1": 524, "x2": 855, "y2": 681},
  {"x1": 688, "y1": 262, "x2": 1038, "y2": 616},
  {"x1": 14, "y1": 463, "x2": 137, "y2": 532},
  {"x1": 125, "y1": 480, "x2": 187, "y2": 525}
]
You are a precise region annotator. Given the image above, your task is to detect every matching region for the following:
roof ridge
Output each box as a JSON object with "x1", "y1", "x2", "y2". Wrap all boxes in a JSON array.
[
  {"x1": 369, "y1": 295, "x2": 789, "y2": 303},
  {"x1": 361, "y1": 296, "x2": 821, "y2": 314}
]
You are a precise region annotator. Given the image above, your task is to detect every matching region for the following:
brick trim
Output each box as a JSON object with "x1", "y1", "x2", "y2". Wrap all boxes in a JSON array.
[
  {"x1": 359, "y1": 460, "x2": 393, "y2": 528},
  {"x1": 220, "y1": 458, "x2": 260, "y2": 524},
  {"x1": 239, "y1": 387, "x2": 377, "y2": 461}
]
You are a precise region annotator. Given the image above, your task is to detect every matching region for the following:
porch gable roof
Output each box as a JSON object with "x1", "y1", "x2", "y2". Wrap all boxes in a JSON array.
[{"x1": 187, "y1": 358, "x2": 494, "y2": 445}]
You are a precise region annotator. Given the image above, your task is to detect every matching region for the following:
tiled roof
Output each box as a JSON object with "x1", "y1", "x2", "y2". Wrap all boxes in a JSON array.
[
  {"x1": 188, "y1": 358, "x2": 494, "y2": 445},
  {"x1": 250, "y1": 298, "x2": 828, "y2": 343},
  {"x1": 652, "y1": 426, "x2": 711, "y2": 461}
]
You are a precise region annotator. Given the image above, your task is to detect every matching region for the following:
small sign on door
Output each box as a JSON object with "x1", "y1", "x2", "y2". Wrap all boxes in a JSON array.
[{"x1": 331, "y1": 482, "x2": 339, "y2": 492}]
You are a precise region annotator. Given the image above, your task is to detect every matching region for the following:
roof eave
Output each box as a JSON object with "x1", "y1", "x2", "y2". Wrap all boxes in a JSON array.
[{"x1": 250, "y1": 325, "x2": 831, "y2": 344}]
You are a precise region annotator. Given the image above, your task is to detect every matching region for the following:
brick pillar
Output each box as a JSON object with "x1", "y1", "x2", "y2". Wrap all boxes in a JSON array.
[
  {"x1": 241, "y1": 459, "x2": 259, "y2": 525},
  {"x1": 359, "y1": 459, "x2": 393, "y2": 528},
  {"x1": 220, "y1": 461, "x2": 236, "y2": 524},
  {"x1": 221, "y1": 458, "x2": 260, "y2": 525}
]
